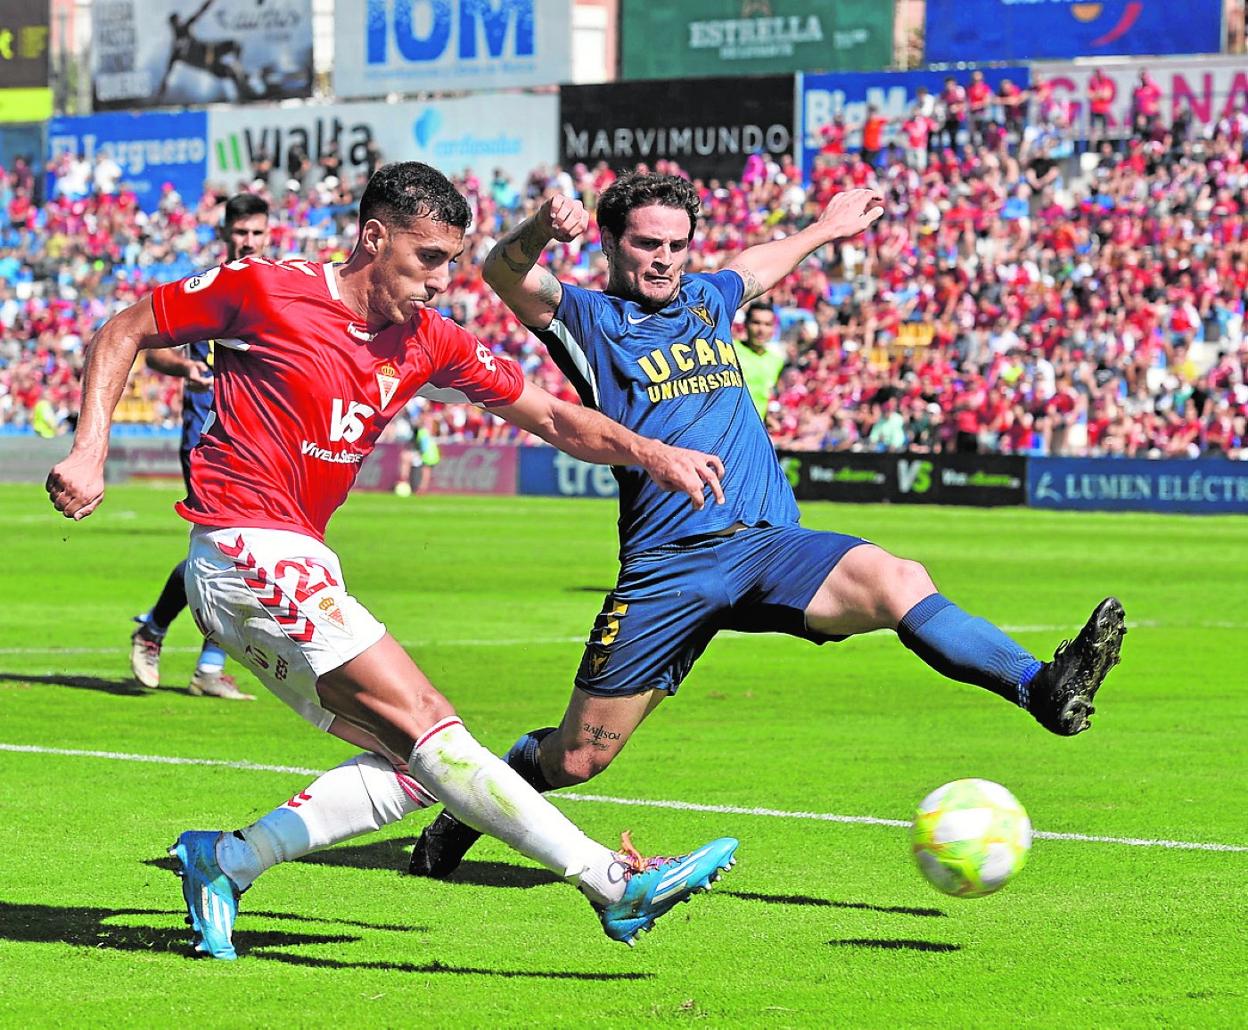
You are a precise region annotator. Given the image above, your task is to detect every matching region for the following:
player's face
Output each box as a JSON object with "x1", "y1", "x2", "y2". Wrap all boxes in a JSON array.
[
  {"x1": 370, "y1": 216, "x2": 464, "y2": 326},
  {"x1": 603, "y1": 204, "x2": 693, "y2": 309},
  {"x1": 224, "y1": 213, "x2": 270, "y2": 262},
  {"x1": 745, "y1": 309, "x2": 776, "y2": 348}
]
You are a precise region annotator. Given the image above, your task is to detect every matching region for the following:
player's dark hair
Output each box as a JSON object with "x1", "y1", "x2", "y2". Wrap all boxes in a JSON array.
[
  {"x1": 597, "y1": 173, "x2": 700, "y2": 241},
  {"x1": 745, "y1": 301, "x2": 775, "y2": 320},
  {"x1": 359, "y1": 161, "x2": 471, "y2": 231},
  {"x1": 223, "y1": 193, "x2": 269, "y2": 227}
]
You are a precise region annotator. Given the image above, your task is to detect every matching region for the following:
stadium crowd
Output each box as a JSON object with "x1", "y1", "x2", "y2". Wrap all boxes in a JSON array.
[{"x1": 2, "y1": 71, "x2": 1247, "y2": 459}]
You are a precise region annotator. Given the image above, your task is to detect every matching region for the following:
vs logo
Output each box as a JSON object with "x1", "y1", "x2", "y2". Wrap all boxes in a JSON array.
[
  {"x1": 897, "y1": 459, "x2": 932, "y2": 494},
  {"x1": 329, "y1": 398, "x2": 376, "y2": 444}
]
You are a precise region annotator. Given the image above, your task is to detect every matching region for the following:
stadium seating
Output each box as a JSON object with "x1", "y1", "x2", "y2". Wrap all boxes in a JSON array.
[{"x1": 1, "y1": 93, "x2": 1245, "y2": 460}]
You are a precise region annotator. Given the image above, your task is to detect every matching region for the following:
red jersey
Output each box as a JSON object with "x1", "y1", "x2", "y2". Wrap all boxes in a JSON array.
[
  {"x1": 151, "y1": 257, "x2": 524, "y2": 540},
  {"x1": 968, "y1": 81, "x2": 993, "y2": 112},
  {"x1": 1088, "y1": 73, "x2": 1114, "y2": 115}
]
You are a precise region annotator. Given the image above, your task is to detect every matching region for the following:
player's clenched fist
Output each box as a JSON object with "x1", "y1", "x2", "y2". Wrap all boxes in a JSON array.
[
  {"x1": 46, "y1": 452, "x2": 105, "y2": 520},
  {"x1": 537, "y1": 194, "x2": 590, "y2": 243},
  {"x1": 817, "y1": 188, "x2": 885, "y2": 241},
  {"x1": 641, "y1": 444, "x2": 726, "y2": 511}
]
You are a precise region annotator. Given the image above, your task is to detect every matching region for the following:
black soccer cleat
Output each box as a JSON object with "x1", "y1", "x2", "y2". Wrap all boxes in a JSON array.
[
  {"x1": 407, "y1": 811, "x2": 483, "y2": 878},
  {"x1": 1026, "y1": 597, "x2": 1126, "y2": 736}
]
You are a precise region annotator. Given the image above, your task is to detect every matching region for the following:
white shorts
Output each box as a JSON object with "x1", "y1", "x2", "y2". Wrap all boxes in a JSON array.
[{"x1": 185, "y1": 525, "x2": 387, "y2": 730}]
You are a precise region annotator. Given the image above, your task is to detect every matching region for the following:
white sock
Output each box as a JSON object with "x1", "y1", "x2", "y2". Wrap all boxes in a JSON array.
[
  {"x1": 407, "y1": 717, "x2": 628, "y2": 906},
  {"x1": 215, "y1": 752, "x2": 435, "y2": 890}
]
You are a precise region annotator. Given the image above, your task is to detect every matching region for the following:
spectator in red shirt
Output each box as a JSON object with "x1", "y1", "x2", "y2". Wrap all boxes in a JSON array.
[
  {"x1": 1131, "y1": 70, "x2": 1162, "y2": 139},
  {"x1": 967, "y1": 71, "x2": 995, "y2": 146},
  {"x1": 902, "y1": 105, "x2": 934, "y2": 170},
  {"x1": 859, "y1": 105, "x2": 889, "y2": 167},
  {"x1": 819, "y1": 117, "x2": 847, "y2": 158},
  {"x1": 998, "y1": 78, "x2": 1026, "y2": 141},
  {"x1": 940, "y1": 76, "x2": 967, "y2": 151},
  {"x1": 1088, "y1": 69, "x2": 1115, "y2": 148}
]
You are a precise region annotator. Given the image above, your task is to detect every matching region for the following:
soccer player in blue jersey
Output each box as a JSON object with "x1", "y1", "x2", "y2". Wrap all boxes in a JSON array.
[
  {"x1": 128, "y1": 193, "x2": 271, "y2": 700},
  {"x1": 409, "y1": 173, "x2": 1126, "y2": 877}
]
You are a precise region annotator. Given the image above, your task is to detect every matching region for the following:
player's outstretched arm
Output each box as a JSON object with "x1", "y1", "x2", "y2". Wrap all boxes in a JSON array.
[
  {"x1": 493, "y1": 381, "x2": 725, "y2": 510},
  {"x1": 482, "y1": 195, "x2": 588, "y2": 331},
  {"x1": 724, "y1": 188, "x2": 884, "y2": 305},
  {"x1": 46, "y1": 296, "x2": 172, "y2": 520},
  {"x1": 145, "y1": 346, "x2": 213, "y2": 391}
]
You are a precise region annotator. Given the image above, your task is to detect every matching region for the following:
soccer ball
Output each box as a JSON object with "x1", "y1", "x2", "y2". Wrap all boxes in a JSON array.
[{"x1": 911, "y1": 779, "x2": 1031, "y2": 898}]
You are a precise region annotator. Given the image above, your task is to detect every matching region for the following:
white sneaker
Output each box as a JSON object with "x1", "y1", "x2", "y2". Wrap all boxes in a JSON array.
[
  {"x1": 129, "y1": 623, "x2": 163, "y2": 688},
  {"x1": 189, "y1": 670, "x2": 256, "y2": 701}
]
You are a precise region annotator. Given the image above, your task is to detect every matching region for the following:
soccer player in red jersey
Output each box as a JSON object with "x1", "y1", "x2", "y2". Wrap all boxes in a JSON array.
[{"x1": 46, "y1": 162, "x2": 738, "y2": 958}]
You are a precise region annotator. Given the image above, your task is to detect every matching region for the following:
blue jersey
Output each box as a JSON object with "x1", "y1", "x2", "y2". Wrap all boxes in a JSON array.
[
  {"x1": 181, "y1": 338, "x2": 214, "y2": 454},
  {"x1": 534, "y1": 270, "x2": 799, "y2": 558}
]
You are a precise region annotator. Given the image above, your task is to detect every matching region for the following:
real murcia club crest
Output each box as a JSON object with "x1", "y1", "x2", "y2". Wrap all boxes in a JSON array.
[{"x1": 376, "y1": 362, "x2": 400, "y2": 409}]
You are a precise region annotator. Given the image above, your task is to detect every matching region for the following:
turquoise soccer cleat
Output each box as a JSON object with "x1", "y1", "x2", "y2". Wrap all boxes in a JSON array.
[
  {"x1": 169, "y1": 830, "x2": 240, "y2": 960},
  {"x1": 596, "y1": 832, "x2": 739, "y2": 946}
]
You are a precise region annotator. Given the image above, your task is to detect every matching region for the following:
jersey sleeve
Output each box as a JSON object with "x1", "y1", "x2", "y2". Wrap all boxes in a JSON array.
[
  {"x1": 151, "y1": 262, "x2": 253, "y2": 345},
  {"x1": 547, "y1": 281, "x2": 608, "y2": 342},
  {"x1": 424, "y1": 312, "x2": 525, "y2": 407},
  {"x1": 690, "y1": 269, "x2": 746, "y2": 314}
]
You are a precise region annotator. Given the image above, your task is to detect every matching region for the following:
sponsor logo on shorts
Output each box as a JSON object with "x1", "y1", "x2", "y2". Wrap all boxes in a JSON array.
[{"x1": 318, "y1": 595, "x2": 346, "y2": 627}]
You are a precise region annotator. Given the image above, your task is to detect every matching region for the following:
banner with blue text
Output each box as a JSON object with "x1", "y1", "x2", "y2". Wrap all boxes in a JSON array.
[
  {"x1": 1029, "y1": 458, "x2": 1248, "y2": 514},
  {"x1": 334, "y1": 0, "x2": 572, "y2": 98},
  {"x1": 798, "y1": 66, "x2": 1029, "y2": 180},
  {"x1": 518, "y1": 446, "x2": 620, "y2": 499},
  {"x1": 47, "y1": 111, "x2": 208, "y2": 212}
]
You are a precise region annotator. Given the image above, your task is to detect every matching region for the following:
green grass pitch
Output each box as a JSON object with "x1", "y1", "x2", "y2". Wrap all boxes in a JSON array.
[{"x1": 1, "y1": 483, "x2": 1244, "y2": 1025}]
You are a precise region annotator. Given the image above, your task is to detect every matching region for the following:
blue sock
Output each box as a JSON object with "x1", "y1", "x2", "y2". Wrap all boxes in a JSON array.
[
  {"x1": 196, "y1": 640, "x2": 227, "y2": 674},
  {"x1": 897, "y1": 594, "x2": 1042, "y2": 707},
  {"x1": 503, "y1": 728, "x2": 558, "y2": 793}
]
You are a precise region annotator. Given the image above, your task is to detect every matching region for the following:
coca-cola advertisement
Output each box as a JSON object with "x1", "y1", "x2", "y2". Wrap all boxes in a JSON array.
[{"x1": 426, "y1": 444, "x2": 518, "y2": 496}]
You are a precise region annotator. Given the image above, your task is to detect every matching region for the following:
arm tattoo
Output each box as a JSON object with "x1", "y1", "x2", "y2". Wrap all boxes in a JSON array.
[
  {"x1": 535, "y1": 269, "x2": 562, "y2": 308},
  {"x1": 736, "y1": 265, "x2": 765, "y2": 303},
  {"x1": 497, "y1": 217, "x2": 552, "y2": 277}
]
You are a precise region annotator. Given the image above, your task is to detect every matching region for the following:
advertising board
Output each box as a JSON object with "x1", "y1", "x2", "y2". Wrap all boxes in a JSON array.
[
  {"x1": 0, "y1": 0, "x2": 51, "y2": 122},
  {"x1": 780, "y1": 451, "x2": 1027, "y2": 507},
  {"x1": 1034, "y1": 57, "x2": 1248, "y2": 140},
  {"x1": 518, "y1": 446, "x2": 620, "y2": 498},
  {"x1": 91, "y1": 0, "x2": 313, "y2": 110},
  {"x1": 619, "y1": 0, "x2": 891, "y2": 80},
  {"x1": 426, "y1": 443, "x2": 518, "y2": 495},
  {"x1": 334, "y1": 0, "x2": 571, "y2": 98},
  {"x1": 1029, "y1": 458, "x2": 1248, "y2": 514},
  {"x1": 798, "y1": 66, "x2": 1029, "y2": 180},
  {"x1": 47, "y1": 111, "x2": 208, "y2": 213},
  {"x1": 560, "y1": 75, "x2": 794, "y2": 181},
  {"x1": 925, "y1": 0, "x2": 1222, "y2": 63},
  {"x1": 209, "y1": 93, "x2": 557, "y2": 191}
]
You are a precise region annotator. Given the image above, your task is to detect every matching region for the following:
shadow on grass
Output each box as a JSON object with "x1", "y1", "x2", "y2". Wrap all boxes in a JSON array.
[
  {"x1": 0, "y1": 900, "x2": 654, "y2": 979},
  {"x1": 260, "y1": 952, "x2": 654, "y2": 980},
  {"x1": 828, "y1": 938, "x2": 961, "y2": 953},
  {"x1": 296, "y1": 838, "x2": 563, "y2": 889},
  {"x1": 0, "y1": 900, "x2": 359, "y2": 955},
  {"x1": 0, "y1": 671, "x2": 157, "y2": 697},
  {"x1": 724, "y1": 890, "x2": 946, "y2": 918}
]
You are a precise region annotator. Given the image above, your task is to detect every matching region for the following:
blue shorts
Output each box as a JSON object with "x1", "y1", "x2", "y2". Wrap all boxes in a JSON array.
[{"x1": 575, "y1": 524, "x2": 868, "y2": 698}]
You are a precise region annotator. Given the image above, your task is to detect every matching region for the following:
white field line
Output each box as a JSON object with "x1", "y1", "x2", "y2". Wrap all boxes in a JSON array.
[
  {"x1": 0, "y1": 742, "x2": 1243, "y2": 854},
  {"x1": 5, "y1": 619, "x2": 1245, "y2": 658}
]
